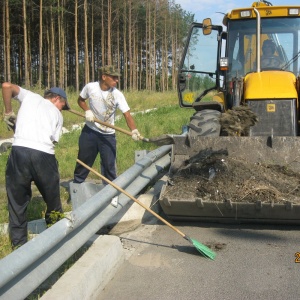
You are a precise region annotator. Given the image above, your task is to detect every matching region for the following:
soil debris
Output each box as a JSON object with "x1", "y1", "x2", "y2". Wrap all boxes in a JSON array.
[
  {"x1": 220, "y1": 106, "x2": 258, "y2": 136},
  {"x1": 206, "y1": 242, "x2": 227, "y2": 251},
  {"x1": 166, "y1": 153, "x2": 300, "y2": 204}
]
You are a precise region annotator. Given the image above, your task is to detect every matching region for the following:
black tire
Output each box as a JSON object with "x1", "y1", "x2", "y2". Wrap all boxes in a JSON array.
[{"x1": 188, "y1": 109, "x2": 221, "y2": 138}]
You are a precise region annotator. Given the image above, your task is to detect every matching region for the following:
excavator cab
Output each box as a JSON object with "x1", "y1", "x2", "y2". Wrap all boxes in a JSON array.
[{"x1": 178, "y1": 4, "x2": 300, "y2": 115}]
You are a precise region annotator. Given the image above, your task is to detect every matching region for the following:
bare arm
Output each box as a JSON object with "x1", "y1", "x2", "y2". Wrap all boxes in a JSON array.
[
  {"x1": 123, "y1": 111, "x2": 137, "y2": 131},
  {"x1": 2, "y1": 82, "x2": 20, "y2": 113},
  {"x1": 77, "y1": 95, "x2": 89, "y2": 111}
]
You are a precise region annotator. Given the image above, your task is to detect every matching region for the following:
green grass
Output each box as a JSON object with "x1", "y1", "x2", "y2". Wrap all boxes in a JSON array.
[{"x1": 0, "y1": 89, "x2": 193, "y2": 258}]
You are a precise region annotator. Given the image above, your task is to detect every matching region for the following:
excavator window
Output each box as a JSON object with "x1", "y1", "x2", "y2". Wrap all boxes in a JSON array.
[
  {"x1": 179, "y1": 25, "x2": 220, "y2": 107},
  {"x1": 226, "y1": 17, "x2": 300, "y2": 78}
]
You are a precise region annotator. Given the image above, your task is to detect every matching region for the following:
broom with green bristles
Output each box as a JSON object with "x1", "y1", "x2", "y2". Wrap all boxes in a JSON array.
[{"x1": 77, "y1": 159, "x2": 216, "y2": 260}]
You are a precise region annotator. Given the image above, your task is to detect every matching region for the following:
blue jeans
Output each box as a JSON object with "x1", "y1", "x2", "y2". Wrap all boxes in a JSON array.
[{"x1": 73, "y1": 125, "x2": 117, "y2": 184}]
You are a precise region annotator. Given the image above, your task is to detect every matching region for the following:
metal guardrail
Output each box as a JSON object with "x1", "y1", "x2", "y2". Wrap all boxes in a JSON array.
[{"x1": 0, "y1": 145, "x2": 172, "y2": 300}]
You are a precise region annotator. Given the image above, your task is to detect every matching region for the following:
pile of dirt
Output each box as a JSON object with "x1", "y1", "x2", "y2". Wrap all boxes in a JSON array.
[
  {"x1": 164, "y1": 106, "x2": 300, "y2": 205},
  {"x1": 220, "y1": 106, "x2": 258, "y2": 136},
  {"x1": 166, "y1": 152, "x2": 300, "y2": 204}
]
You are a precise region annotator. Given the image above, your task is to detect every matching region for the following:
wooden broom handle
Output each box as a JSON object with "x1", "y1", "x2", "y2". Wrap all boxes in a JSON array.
[{"x1": 76, "y1": 159, "x2": 185, "y2": 238}]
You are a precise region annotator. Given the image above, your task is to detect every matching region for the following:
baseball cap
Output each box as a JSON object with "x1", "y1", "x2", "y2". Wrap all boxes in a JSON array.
[
  {"x1": 99, "y1": 65, "x2": 121, "y2": 77},
  {"x1": 49, "y1": 87, "x2": 70, "y2": 110}
]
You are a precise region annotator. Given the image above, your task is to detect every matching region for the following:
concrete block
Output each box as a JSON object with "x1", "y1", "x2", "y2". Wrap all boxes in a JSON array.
[
  {"x1": 41, "y1": 235, "x2": 125, "y2": 300},
  {"x1": 0, "y1": 138, "x2": 13, "y2": 153},
  {"x1": 108, "y1": 193, "x2": 159, "y2": 234},
  {"x1": 0, "y1": 223, "x2": 8, "y2": 234},
  {"x1": 28, "y1": 219, "x2": 47, "y2": 234},
  {"x1": 0, "y1": 219, "x2": 47, "y2": 235},
  {"x1": 70, "y1": 181, "x2": 105, "y2": 210}
]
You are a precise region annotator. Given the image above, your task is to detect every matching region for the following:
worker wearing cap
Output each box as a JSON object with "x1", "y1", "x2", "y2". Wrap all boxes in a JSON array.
[
  {"x1": 2, "y1": 82, "x2": 70, "y2": 248},
  {"x1": 73, "y1": 65, "x2": 141, "y2": 184}
]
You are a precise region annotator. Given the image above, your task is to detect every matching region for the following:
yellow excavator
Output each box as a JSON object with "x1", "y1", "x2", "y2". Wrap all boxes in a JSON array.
[{"x1": 159, "y1": 1, "x2": 300, "y2": 224}]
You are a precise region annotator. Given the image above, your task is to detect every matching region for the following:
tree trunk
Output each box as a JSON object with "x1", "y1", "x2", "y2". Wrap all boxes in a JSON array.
[
  {"x1": 4, "y1": 0, "x2": 11, "y2": 82},
  {"x1": 84, "y1": 0, "x2": 90, "y2": 83},
  {"x1": 145, "y1": 2, "x2": 150, "y2": 90},
  {"x1": 106, "y1": 0, "x2": 112, "y2": 65},
  {"x1": 23, "y1": 0, "x2": 30, "y2": 87},
  {"x1": 128, "y1": 0, "x2": 133, "y2": 89},
  {"x1": 50, "y1": 7, "x2": 56, "y2": 87},
  {"x1": 122, "y1": 1, "x2": 128, "y2": 90},
  {"x1": 58, "y1": 0, "x2": 63, "y2": 87},
  {"x1": 38, "y1": 0, "x2": 43, "y2": 88},
  {"x1": 116, "y1": 5, "x2": 121, "y2": 81},
  {"x1": 75, "y1": 0, "x2": 79, "y2": 91},
  {"x1": 152, "y1": 3, "x2": 156, "y2": 91},
  {"x1": 46, "y1": 26, "x2": 51, "y2": 87},
  {"x1": 171, "y1": 13, "x2": 178, "y2": 90},
  {"x1": 101, "y1": 0, "x2": 106, "y2": 66},
  {"x1": 91, "y1": 2, "x2": 95, "y2": 81}
]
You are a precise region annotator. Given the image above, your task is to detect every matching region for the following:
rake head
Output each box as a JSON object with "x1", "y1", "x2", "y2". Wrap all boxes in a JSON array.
[{"x1": 185, "y1": 235, "x2": 216, "y2": 260}]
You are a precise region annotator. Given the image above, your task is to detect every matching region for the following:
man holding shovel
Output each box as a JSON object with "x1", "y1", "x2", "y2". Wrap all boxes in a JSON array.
[
  {"x1": 73, "y1": 65, "x2": 141, "y2": 185},
  {"x1": 2, "y1": 82, "x2": 70, "y2": 248}
]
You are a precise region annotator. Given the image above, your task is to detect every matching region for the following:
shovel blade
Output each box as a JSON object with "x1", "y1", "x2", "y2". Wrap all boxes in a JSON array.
[{"x1": 148, "y1": 134, "x2": 181, "y2": 146}]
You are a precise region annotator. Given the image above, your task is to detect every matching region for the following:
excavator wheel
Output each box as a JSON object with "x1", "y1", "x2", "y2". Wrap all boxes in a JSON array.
[{"x1": 188, "y1": 109, "x2": 221, "y2": 138}]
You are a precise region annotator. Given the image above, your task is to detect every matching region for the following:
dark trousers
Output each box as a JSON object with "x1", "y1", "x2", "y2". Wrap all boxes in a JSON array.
[
  {"x1": 73, "y1": 125, "x2": 117, "y2": 184},
  {"x1": 6, "y1": 146, "x2": 63, "y2": 247}
]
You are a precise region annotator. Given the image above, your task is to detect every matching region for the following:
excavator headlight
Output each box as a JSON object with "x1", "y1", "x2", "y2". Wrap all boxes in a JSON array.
[
  {"x1": 240, "y1": 10, "x2": 251, "y2": 18},
  {"x1": 288, "y1": 8, "x2": 299, "y2": 15}
]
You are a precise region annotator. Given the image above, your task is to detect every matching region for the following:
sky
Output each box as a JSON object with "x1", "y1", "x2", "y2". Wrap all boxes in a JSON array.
[{"x1": 175, "y1": 0, "x2": 300, "y2": 26}]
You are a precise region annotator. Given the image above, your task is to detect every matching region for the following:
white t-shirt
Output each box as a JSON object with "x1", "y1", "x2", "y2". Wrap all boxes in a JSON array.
[
  {"x1": 80, "y1": 82, "x2": 130, "y2": 134},
  {"x1": 13, "y1": 87, "x2": 63, "y2": 154}
]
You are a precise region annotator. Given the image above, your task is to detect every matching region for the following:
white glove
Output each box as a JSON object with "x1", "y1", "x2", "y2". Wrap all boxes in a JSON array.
[
  {"x1": 85, "y1": 110, "x2": 95, "y2": 122},
  {"x1": 4, "y1": 111, "x2": 16, "y2": 131},
  {"x1": 131, "y1": 129, "x2": 141, "y2": 141}
]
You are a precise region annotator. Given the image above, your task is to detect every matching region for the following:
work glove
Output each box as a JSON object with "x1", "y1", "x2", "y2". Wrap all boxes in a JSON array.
[
  {"x1": 131, "y1": 129, "x2": 141, "y2": 141},
  {"x1": 4, "y1": 111, "x2": 16, "y2": 131},
  {"x1": 85, "y1": 110, "x2": 95, "y2": 122}
]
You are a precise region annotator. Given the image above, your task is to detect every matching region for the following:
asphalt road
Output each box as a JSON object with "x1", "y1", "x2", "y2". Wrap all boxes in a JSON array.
[{"x1": 97, "y1": 220, "x2": 300, "y2": 300}]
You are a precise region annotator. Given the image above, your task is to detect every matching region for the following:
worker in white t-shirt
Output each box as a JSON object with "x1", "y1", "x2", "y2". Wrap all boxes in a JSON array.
[
  {"x1": 2, "y1": 82, "x2": 70, "y2": 248},
  {"x1": 73, "y1": 65, "x2": 141, "y2": 185}
]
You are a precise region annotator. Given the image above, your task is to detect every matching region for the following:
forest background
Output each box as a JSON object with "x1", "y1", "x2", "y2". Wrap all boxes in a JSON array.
[{"x1": 1, "y1": 0, "x2": 194, "y2": 92}]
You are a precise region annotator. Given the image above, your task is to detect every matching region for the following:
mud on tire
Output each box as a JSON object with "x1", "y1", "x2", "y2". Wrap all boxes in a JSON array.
[{"x1": 188, "y1": 109, "x2": 221, "y2": 138}]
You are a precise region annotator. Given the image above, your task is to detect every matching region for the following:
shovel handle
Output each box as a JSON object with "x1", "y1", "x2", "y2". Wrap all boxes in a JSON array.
[{"x1": 69, "y1": 109, "x2": 148, "y2": 142}]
